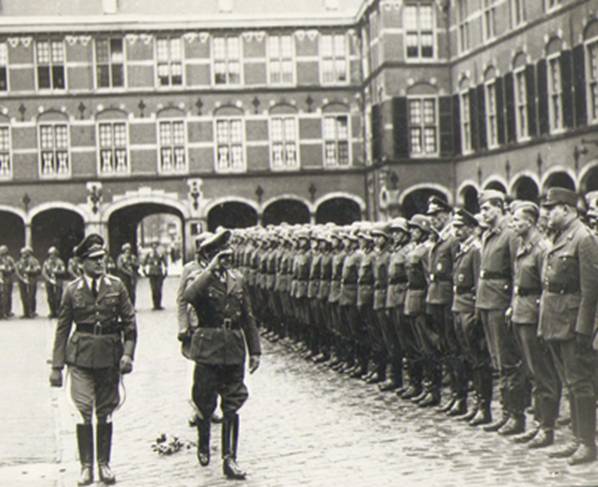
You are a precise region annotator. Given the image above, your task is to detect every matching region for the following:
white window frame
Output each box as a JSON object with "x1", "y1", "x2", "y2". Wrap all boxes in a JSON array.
[
  {"x1": 545, "y1": 0, "x2": 562, "y2": 13},
  {"x1": 211, "y1": 35, "x2": 243, "y2": 87},
  {"x1": 157, "y1": 119, "x2": 189, "y2": 175},
  {"x1": 404, "y1": 3, "x2": 436, "y2": 61},
  {"x1": 269, "y1": 115, "x2": 300, "y2": 171},
  {"x1": 361, "y1": 26, "x2": 370, "y2": 80},
  {"x1": 38, "y1": 122, "x2": 70, "y2": 179},
  {"x1": 585, "y1": 36, "x2": 598, "y2": 124},
  {"x1": 513, "y1": 66, "x2": 530, "y2": 141},
  {"x1": 96, "y1": 120, "x2": 130, "y2": 176},
  {"x1": 155, "y1": 35, "x2": 184, "y2": 88},
  {"x1": 94, "y1": 37, "x2": 126, "y2": 90},
  {"x1": 0, "y1": 125, "x2": 12, "y2": 179},
  {"x1": 482, "y1": 0, "x2": 497, "y2": 42},
  {"x1": 322, "y1": 114, "x2": 352, "y2": 168},
  {"x1": 457, "y1": 0, "x2": 470, "y2": 54},
  {"x1": 547, "y1": 52, "x2": 564, "y2": 133},
  {"x1": 214, "y1": 117, "x2": 246, "y2": 173},
  {"x1": 319, "y1": 33, "x2": 349, "y2": 86},
  {"x1": 267, "y1": 34, "x2": 295, "y2": 86},
  {"x1": 407, "y1": 96, "x2": 439, "y2": 157},
  {"x1": 0, "y1": 42, "x2": 9, "y2": 93},
  {"x1": 485, "y1": 80, "x2": 498, "y2": 149},
  {"x1": 511, "y1": 0, "x2": 526, "y2": 28},
  {"x1": 460, "y1": 90, "x2": 472, "y2": 155},
  {"x1": 35, "y1": 40, "x2": 67, "y2": 92}
]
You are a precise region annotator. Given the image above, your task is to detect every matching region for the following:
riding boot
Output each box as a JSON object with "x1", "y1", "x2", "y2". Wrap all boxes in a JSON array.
[
  {"x1": 76, "y1": 424, "x2": 94, "y2": 486},
  {"x1": 222, "y1": 414, "x2": 247, "y2": 480},
  {"x1": 96, "y1": 423, "x2": 116, "y2": 485},
  {"x1": 568, "y1": 396, "x2": 597, "y2": 466},
  {"x1": 197, "y1": 417, "x2": 211, "y2": 466}
]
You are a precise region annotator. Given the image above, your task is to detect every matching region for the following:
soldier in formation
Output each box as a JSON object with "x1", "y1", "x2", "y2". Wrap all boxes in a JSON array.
[
  {"x1": 15, "y1": 246, "x2": 41, "y2": 318},
  {"x1": 42, "y1": 246, "x2": 66, "y2": 318},
  {"x1": 0, "y1": 245, "x2": 15, "y2": 318},
  {"x1": 224, "y1": 186, "x2": 597, "y2": 466}
]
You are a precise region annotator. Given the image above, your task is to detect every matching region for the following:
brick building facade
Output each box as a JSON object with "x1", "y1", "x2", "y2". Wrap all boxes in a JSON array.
[{"x1": 0, "y1": 0, "x2": 596, "y2": 259}]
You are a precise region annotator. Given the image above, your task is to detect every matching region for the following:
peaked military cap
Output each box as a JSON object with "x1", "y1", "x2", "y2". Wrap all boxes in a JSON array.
[
  {"x1": 541, "y1": 187, "x2": 578, "y2": 208},
  {"x1": 75, "y1": 234, "x2": 106, "y2": 259},
  {"x1": 199, "y1": 228, "x2": 231, "y2": 253},
  {"x1": 426, "y1": 195, "x2": 452, "y2": 215},
  {"x1": 453, "y1": 208, "x2": 478, "y2": 227}
]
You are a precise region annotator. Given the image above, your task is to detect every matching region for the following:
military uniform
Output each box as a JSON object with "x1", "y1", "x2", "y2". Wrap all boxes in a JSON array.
[
  {"x1": 0, "y1": 247, "x2": 15, "y2": 318},
  {"x1": 15, "y1": 249, "x2": 41, "y2": 318},
  {"x1": 143, "y1": 245, "x2": 168, "y2": 310},
  {"x1": 42, "y1": 250, "x2": 66, "y2": 318},
  {"x1": 116, "y1": 246, "x2": 139, "y2": 306},
  {"x1": 68, "y1": 255, "x2": 83, "y2": 281}
]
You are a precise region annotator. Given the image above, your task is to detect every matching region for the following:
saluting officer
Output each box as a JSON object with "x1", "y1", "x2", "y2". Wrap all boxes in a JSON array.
[
  {"x1": 539, "y1": 188, "x2": 598, "y2": 465},
  {"x1": 182, "y1": 229, "x2": 261, "y2": 480},
  {"x1": 143, "y1": 240, "x2": 168, "y2": 310},
  {"x1": 49, "y1": 234, "x2": 137, "y2": 485},
  {"x1": 15, "y1": 247, "x2": 41, "y2": 319},
  {"x1": 42, "y1": 246, "x2": 66, "y2": 319}
]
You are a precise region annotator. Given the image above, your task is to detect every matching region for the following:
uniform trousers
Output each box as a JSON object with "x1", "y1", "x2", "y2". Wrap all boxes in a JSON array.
[
  {"x1": 46, "y1": 282, "x2": 63, "y2": 317},
  {"x1": 148, "y1": 275, "x2": 164, "y2": 309},
  {"x1": 18, "y1": 280, "x2": 36, "y2": 317},
  {"x1": 2, "y1": 278, "x2": 12, "y2": 316},
  {"x1": 69, "y1": 366, "x2": 120, "y2": 422},
  {"x1": 513, "y1": 322, "x2": 561, "y2": 429},
  {"x1": 192, "y1": 362, "x2": 249, "y2": 420},
  {"x1": 479, "y1": 309, "x2": 526, "y2": 416}
]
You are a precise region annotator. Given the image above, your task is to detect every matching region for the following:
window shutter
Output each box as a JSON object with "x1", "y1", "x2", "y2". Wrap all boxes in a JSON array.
[
  {"x1": 525, "y1": 65, "x2": 537, "y2": 137},
  {"x1": 392, "y1": 97, "x2": 409, "y2": 159},
  {"x1": 476, "y1": 84, "x2": 487, "y2": 149},
  {"x1": 495, "y1": 76, "x2": 505, "y2": 145},
  {"x1": 504, "y1": 72, "x2": 516, "y2": 143},
  {"x1": 371, "y1": 104, "x2": 383, "y2": 161},
  {"x1": 560, "y1": 49, "x2": 574, "y2": 128},
  {"x1": 573, "y1": 44, "x2": 587, "y2": 127},
  {"x1": 469, "y1": 87, "x2": 479, "y2": 151},
  {"x1": 452, "y1": 94, "x2": 461, "y2": 155},
  {"x1": 439, "y1": 96, "x2": 453, "y2": 156},
  {"x1": 537, "y1": 59, "x2": 549, "y2": 135}
]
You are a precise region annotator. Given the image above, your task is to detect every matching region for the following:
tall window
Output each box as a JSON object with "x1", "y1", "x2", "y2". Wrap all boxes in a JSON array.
[
  {"x1": 215, "y1": 119, "x2": 244, "y2": 172},
  {"x1": 320, "y1": 34, "x2": 348, "y2": 84},
  {"x1": 156, "y1": 37, "x2": 183, "y2": 87},
  {"x1": 547, "y1": 55, "x2": 563, "y2": 131},
  {"x1": 39, "y1": 124, "x2": 69, "y2": 177},
  {"x1": 270, "y1": 117, "x2": 298, "y2": 170},
  {"x1": 545, "y1": 0, "x2": 561, "y2": 12},
  {"x1": 485, "y1": 81, "x2": 498, "y2": 148},
  {"x1": 587, "y1": 40, "x2": 598, "y2": 122},
  {"x1": 460, "y1": 91, "x2": 471, "y2": 153},
  {"x1": 409, "y1": 98, "x2": 437, "y2": 155},
  {"x1": 268, "y1": 35, "x2": 294, "y2": 85},
  {"x1": 36, "y1": 40, "x2": 65, "y2": 90},
  {"x1": 98, "y1": 122, "x2": 128, "y2": 175},
  {"x1": 511, "y1": 0, "x2": 526, "y2": 27},
  {"x1": 514, "y1": 68, "x2": 529, "y2": 139},
  {"x1": 482, "y1": 0, "x2": 497, "y2": 41},
  {"x1": 457, "y1": 0, "x2": 470, "y2": 53},
  {"x1": 404, "y1": 4, "x2": 434, "y2": 59},
  {"x1": 0, "y1": 126, "x2": 10, "y2": 178},
  {"x1": 0, "y1": 43, "x2": 7, "y2": 92},
  {"x1": 213, "y1": 36, "x2": 241, "y2": 85},
  {"x1": 158, "y1": 120, "x2": 187, "y2": 173},
  {"x1": 323, "y1": 115, "x2": 350, "y2": 166},
  {"x1": 95, "y1": 38, "x2": 124, "y2": 88},
  {"x1": 361, "y1": 26, "x2": 370, "y2": 78}
]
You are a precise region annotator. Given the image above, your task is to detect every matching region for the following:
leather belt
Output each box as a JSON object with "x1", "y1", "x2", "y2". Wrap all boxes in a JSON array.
[
  {"x1": 454, "y1": 285, "x2": 474, "y2": 295},
  {"x1": 480, "y1": 270, "x2": 510, "y2": 280},
  {"x1": 429, "y1": 273, "x2": 451, "y2": 282},
  {"x1": 76, "y1": 323, "x2": 120, "y2": 335},
  {"x1": 407, "y1": 285, "x2": 425, "y2": 291},
  {"x1": 199, "y1": 319, "x2": 241, "y2": 330},
  {"x1": 389, "y1": 277, "x2": 408, "y2": 284},
  {"x1": 544, "y1": 283, "x2": 579, "y2": 295},
  {"x1": 514, "y1": 286, "x2": 542, "y2": 297}
]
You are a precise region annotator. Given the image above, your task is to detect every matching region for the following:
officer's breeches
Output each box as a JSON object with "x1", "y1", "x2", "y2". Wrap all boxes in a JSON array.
[
  {"x1": 69, "y1": 366, "x2": 120, "y2": 422},
  {"x1": 149, "y1": 276, "x2": 163, "y2": 307},
  {"x1": 192, "y1": 363, "x2": 249, "y2": 419}
]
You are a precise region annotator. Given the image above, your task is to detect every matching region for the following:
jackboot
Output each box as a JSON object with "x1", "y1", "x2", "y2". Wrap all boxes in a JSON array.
[
  {"x1": 411, "y1": 388, "x2": 428, "y2": 404},
  {"x1": 460, "y1": 395, "x2": 479, "y2": 422},
  {"x1": 568, "y1": 396, "x2": 597, "y2": 466},
  {"x1": 528, "y1": 428, "x2": 554, "y2": 449},
  {"x1": 548, "y1": 440, "x2": 580, "y2": 458},
  {"x1": 498, "y1": 415, "x2": 525, "y2": 436},
  {"x1": 469, "y1": 401, "x2": 492, "y2": 427},
  {"x1": 436, "y1": 395, "x2": 456, "y2": 413},
  {"x1": 222, "y1": 414, "x2": 246, "y2": 480},
  {"x1": 197, "y1": 417, "x2": 211, "y2": 466},
  {"x1": 447, "y1": 397, "x2": 467, "y2": 417},
  {"x1": 513, "y1": 425, "x2": 539, "y2": 444},
  {"x1": 96, "y1": 423, "x2": 116, "y2": 485},
  {"x1": 76, "y1": 424, "x2": 94, "y2": 486},
  {"x1": 418, "y1": 390, "x2": 440, "y2": 408},
  {"x1": 483, "y1": 412, "x2": 510, "y2": 433},
  {"x1": 400, "y1": 384, "x2": 421, "y2": 400}
]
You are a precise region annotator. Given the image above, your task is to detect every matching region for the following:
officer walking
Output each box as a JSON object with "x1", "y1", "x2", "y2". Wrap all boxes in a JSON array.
[
  {"x1": 15, "y1": 247, "x2": 41, "y2": 318},
  {"x1": 143, "y1": 240, "x2": 168, "y2": 310},
  {"x1": 49, "y1": 234, "x2": 137, "y2": 485},
  {"x1": 182, "y1": 229, "x2": 261, "y2": 480},
  {"x1": 42, "y1": 246, "x2": 66, "y2": 319}
]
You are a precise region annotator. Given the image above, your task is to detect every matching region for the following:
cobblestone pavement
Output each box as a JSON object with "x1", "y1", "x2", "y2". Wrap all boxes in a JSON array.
[{"x1": 1, "y1": 277, "x2": 598, "y2": 486}]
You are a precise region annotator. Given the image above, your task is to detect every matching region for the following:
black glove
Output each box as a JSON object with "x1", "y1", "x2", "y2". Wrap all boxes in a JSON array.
[{"x1": 177, "y1": 329, "x2": 192, "y2": 343}]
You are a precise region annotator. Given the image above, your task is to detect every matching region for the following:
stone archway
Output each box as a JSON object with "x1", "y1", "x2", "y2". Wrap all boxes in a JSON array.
[
  {"x1": 0, "y1": 210, "x2": 25, "y2": 256},
  {"x1": 262, "y1": 199, "x2": 310, "y2": 226},
  {"x1": 543, "y1": 171, "x2": 576, "y2": 191},
  {"x1": 315, "y1": 197, "x2": 361, "y2": 224},
  {"x1": 401, "y1": 187, "x2": 449, "y2": 219},
  {"x1": 580, "y1": 163, "x2": 598, "y2": 193},
  {"x1": 484, "y1": 180, "x2": 507, "y2": 193},
  {"x1": 207, "y1": 201, "x2": 258, "y2": 231},
  {"x1": 459, "y1": 185, "x2": 479, "y2": 214},
  {"x1": 511, "y1": 175, "x2": 540, "y2": 202},
  {"x1": 31, "y1": 208, "x2": 84, "y2": 263}
]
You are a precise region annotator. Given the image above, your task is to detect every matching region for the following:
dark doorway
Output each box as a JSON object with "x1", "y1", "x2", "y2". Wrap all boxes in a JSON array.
[
  {"x1": 262, "y1": 199, "x2": 310, "y2": 226},
  {"x1": 401, "y1": 188, "x2": 448, "y2": 219},
  {"x1": 484, "y1": 180, "x2": 507, "y2": 193},
  {"x1": 31, "y1": 209, "x2": 84, "y2": 263},
  {"x1": 581, "y1": 166, "x2": 598, "y2": 193},
  {"x1": 543, "y1": 172, "x2": 575, "y2": 191},
  {"x1": 512, "y1": 176, "x2": 540, "y2": 202},
  {"x1": 460, "y1": 186, "x2": 479, "y2": 214},
  {"x1": 207, "y1": 202, "x2": 258, "y2": 231},
  {"x1": 0, "y1": 211, "x2": 25, "y2": 257},
  {"x1": 315, "y1": 197, "x2": 361, "y2": 224}
]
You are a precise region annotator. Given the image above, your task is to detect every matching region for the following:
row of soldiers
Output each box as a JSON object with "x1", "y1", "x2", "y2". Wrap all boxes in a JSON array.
[
  {"x1": 0, "y1": 240, "x2": 168, "y2": 318},
  {"x1": 226, "y1": 187, "x2": 598, "y2": 466}
]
